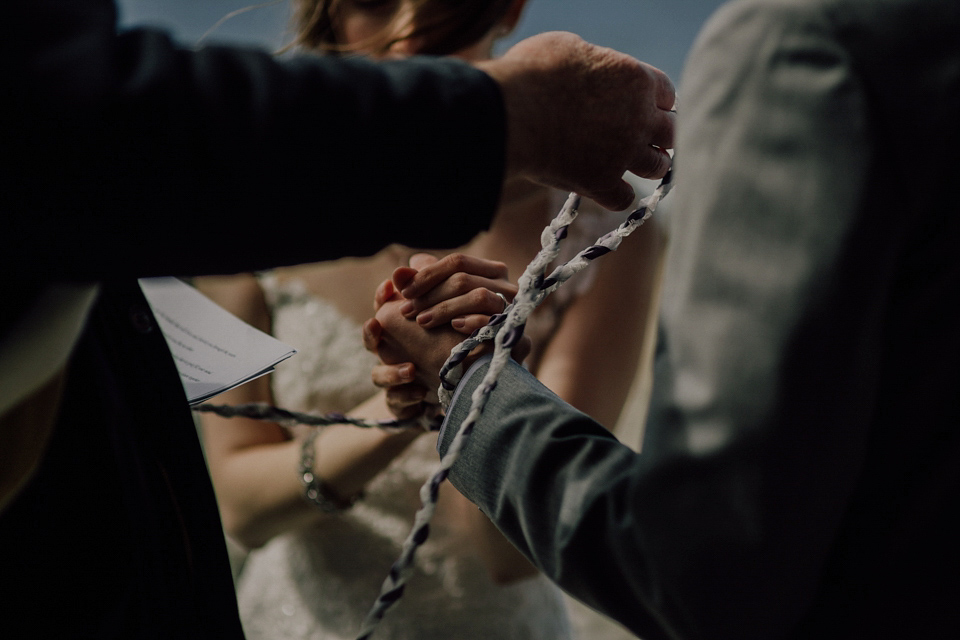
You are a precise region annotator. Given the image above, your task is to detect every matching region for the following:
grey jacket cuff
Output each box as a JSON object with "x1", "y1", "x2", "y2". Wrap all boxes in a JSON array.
[{"x1": 436, "y1": 354, "x2": 493, "y2": 457}]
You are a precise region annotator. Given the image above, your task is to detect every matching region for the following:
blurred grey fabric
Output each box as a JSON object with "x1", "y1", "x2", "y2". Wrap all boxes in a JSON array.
[{"x1": 439, "y1": 0, "x2": 960, "y2": 637}]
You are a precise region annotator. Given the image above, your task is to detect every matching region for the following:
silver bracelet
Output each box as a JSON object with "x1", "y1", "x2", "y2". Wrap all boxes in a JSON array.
[{"x1": 299, "y1": 428, "x2": 360, "y2": 513}]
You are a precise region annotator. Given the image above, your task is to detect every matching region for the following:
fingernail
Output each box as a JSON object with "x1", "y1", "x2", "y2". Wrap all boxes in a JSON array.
[
  {"x1": 416, "y1": 312, "x2": 433, "y2": 325},
  {"x1": 400, "y1": 364, "x2": 414, "y2": 379},
  {"x1": 452, "y1": 317, "x2": 465, "y2": 329},
  {"x1": 400, "y1": 301, "x2": 414, "y2": 317}
]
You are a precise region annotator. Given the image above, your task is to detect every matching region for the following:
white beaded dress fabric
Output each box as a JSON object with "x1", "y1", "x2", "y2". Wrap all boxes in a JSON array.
[{"x1": 234, "y1": 199, "x2": 628, "y2": 640}]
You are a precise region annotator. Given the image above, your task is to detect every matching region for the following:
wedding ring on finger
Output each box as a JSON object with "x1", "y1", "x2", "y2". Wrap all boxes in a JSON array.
[{"x1": 494, "y1": 292, "x2": 509, "y2": 313}]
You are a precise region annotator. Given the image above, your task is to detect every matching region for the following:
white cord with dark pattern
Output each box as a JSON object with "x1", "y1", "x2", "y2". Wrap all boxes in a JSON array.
[
  {"x1": 192, "y1": 402, "x2": 441, "y2": 431},
  {"x1": 354, "y1": 168, "x2": 673, "y2": 640}
]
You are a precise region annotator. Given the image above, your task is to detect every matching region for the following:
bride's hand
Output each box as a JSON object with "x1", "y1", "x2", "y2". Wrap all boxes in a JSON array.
[
  {"x1": 392, "y1": 253, "x2": 517, "y2": 333},
  {"x1": 363, "y1": 253, "x2": 529, "y2": 413},
  {"x1": 392, "y1": 253, "x2": 531, "y2": 363},
  {"x1": 364, "y1": 277, "x2": 467, "y2": 406}
]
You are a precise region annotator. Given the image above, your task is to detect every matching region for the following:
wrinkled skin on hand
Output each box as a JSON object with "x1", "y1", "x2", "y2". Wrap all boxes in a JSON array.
[{"x1": 481, "y1": 31, "x2": 676, "y2": 211}]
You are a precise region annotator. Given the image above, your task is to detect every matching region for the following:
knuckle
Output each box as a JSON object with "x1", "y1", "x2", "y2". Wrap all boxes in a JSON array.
[
  {"x1": 472, "y1": 288, "x2": 492, "y2": 307},
  {"x1": 449, "y1": 272, "x2": 471, "y2": 292},
  {"x1": 433, "y1": 299, "x2": 452, "y2": 318},
  {"x1": 446, "y1": 253, "x2": 468, "y2": 271}
]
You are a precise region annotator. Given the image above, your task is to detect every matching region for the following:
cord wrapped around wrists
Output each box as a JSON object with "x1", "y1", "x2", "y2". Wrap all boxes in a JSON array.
[{"x1": 356, "y1": 168, "x2": 674, "y2": 640}]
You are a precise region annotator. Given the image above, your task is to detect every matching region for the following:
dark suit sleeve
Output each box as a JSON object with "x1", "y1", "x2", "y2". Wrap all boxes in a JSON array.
[
  {"x1": 5, "y1": 0, "x2": 504, "y2": 280},
  {"x1": 439, "y1": 359, "x2": 684, "y2": 640}
]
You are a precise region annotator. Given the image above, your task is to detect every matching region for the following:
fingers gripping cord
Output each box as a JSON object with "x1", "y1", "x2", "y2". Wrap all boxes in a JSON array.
[{"x1": 190, "y1": 169, "x2": 674, "y2": 640}]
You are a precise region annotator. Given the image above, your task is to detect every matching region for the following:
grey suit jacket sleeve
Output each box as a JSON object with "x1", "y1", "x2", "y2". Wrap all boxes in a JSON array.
[
  {"x1": 439, "y1": 358, "x2": 682, "y2": 640},
  {"x1": 438, "y1": 1, "x2": 903, "y2": 638}
]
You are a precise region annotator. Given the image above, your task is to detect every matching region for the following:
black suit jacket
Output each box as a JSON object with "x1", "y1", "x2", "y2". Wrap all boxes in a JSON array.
[
  {"x1": 1, "y1": 1, "x2": 506, "y2": 637},
  {"x1": 3, "y1": 0, "x2": 505, "y2": 282}
]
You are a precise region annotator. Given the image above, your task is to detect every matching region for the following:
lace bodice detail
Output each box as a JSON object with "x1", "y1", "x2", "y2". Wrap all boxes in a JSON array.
[
  {"x1": 260, "y1": 276, "x2": 380, "y2": 416},
  {"x1": 236, "y1": 275, "x2": 572, "y2": 640}
]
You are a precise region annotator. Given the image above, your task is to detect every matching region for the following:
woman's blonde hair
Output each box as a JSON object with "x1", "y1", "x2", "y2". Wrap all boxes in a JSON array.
[{"x1": 288, "y1": 0, "x2": 515, "y2": 56}]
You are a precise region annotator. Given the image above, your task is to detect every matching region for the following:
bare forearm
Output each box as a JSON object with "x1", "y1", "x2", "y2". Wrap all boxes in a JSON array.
[
  {"x1": 210, "y1": 392, "x2": 421, "y2": 549},
  {"x1": 212, "y1": 438, "x2": 313, "y2": 548}
]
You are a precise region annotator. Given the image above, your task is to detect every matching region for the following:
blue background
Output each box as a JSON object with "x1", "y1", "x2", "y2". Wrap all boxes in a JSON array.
[{"x1": 115, "y1": 0, "x2": 727, "y2": 83}]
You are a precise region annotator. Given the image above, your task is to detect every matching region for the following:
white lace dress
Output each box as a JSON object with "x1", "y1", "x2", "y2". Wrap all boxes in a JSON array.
[{"x1": 234, "y1": 199, "x2": 635, "y2": 640}]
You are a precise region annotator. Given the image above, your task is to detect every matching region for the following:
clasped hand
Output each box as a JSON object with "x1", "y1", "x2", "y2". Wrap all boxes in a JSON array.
[{"x1": 362, "y1": 253, "x2": 530, "y2": 421}]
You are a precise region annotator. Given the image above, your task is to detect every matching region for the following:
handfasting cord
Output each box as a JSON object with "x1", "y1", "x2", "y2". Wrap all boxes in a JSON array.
[
  {"x1": 190, "y1": 172, "x2": 674, "y2": 639},
  {"x1": 193, "y1": 402, "x2": 441, "y2": 431},
  {"x1": 354, "y1": 167, "x2": 673, "y2": 640},
  {"x1": 437, "y1": 172, "x2": 674, "y2": 405}
]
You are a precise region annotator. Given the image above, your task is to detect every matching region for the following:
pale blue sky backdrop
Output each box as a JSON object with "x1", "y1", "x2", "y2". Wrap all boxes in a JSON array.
[{"x1": 116, "y1": 0, "x2": 727, "y2": 84}]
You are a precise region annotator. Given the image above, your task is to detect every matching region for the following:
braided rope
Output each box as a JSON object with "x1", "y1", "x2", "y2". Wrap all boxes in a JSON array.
[
  {"x1": 193, "y1": 402, "x2": 440, "y2": 431},
  {"x1": 355, "y1": 168, "x2": 673, "y2": 640}
]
